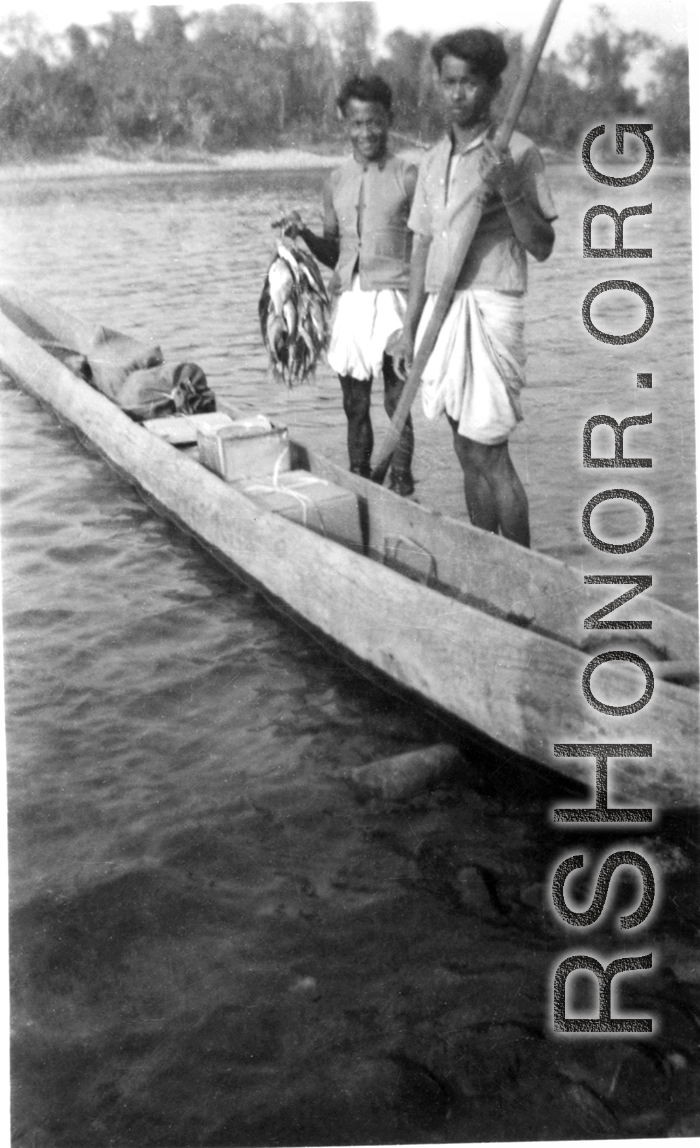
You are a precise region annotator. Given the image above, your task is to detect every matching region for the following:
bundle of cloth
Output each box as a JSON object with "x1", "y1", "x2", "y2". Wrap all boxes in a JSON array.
[
  {"x1": 0, "y1": 285, "x2": 216, "y2": 421},
  {"x1": 71, "y1": 327, "x2": 216, "y2": 421}
]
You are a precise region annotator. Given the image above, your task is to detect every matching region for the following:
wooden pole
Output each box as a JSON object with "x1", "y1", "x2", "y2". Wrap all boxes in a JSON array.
[{"x1": 371, "y1": 0, "x2": 563, "y2": 485}]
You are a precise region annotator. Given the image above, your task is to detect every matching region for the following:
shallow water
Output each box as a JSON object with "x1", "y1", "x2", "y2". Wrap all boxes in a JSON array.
[{"x1": 2, "y1": 162, "x2": 699, "y2": 1145}]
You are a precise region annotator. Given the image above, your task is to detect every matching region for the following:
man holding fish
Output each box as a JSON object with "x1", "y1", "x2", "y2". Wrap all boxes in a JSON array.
[
  {"x1": 284, "y1": 74, "x2": 418, "y2": 497},
  {"x1": 391, "y1": 28, "x2": 557, "y2": 547}
]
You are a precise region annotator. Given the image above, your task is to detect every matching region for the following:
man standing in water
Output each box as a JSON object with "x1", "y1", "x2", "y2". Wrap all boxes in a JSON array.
[
  {"x1": 286, "y1": 74, "x2": 417, "y2": 495},
  {"x1": 393, "y1": 29, "x2": 556, "y2": 544}
]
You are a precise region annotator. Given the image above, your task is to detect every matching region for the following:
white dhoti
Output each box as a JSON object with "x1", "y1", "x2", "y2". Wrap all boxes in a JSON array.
[
  {"x1": 417, "y1": 288, "x2": 527, "y2": 445},
  {"x1": 327, "y1": 276, "x2": 406, "y2": 382}
]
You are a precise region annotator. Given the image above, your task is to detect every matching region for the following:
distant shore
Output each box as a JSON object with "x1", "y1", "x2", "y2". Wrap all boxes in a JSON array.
[
  {"x1": 0, "y1": 147, "x2": 345, "y2": 184},
  {"x1": 2, "y1": 144, "x2": 684, "y2": 186},
  {"x1": 0, "y1": 142, "x2": 589, "y2": 185}
]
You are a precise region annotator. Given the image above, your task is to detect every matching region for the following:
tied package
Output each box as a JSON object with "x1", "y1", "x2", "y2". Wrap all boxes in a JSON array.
[
  {"x1": 236, "y1": 470, "x2": 363, "y2": 551},
  {"x1": 197, "y1": 413, "x2": 290, "y2": 480}
]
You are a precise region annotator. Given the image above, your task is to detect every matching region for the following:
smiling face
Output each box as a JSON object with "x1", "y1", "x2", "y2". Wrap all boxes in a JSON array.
[
  {"x1": 438, "y1": 55, "x2": 499, "y2": 133},
  {"x1": 343, "y1": 99, "x2": 391, "y2": 164}
]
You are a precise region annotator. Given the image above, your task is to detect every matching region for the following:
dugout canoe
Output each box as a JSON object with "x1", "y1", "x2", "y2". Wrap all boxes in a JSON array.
[{"x1": 1, "y1": 286, "x2": 698, "y2": 809}]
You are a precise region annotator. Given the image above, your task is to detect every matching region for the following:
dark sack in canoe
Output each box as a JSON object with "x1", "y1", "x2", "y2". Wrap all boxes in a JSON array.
[
  {"x1": 82, "y1": 327, "x2": 215, "y2": 420},
  {"x1": 115, "y1": 361, "x2": 215, "y2": 420}
]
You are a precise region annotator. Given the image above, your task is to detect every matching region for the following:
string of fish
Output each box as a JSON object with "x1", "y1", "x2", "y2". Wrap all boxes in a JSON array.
[{"x1": 258, "y1": 223, "x2": 331, "y2": 387}]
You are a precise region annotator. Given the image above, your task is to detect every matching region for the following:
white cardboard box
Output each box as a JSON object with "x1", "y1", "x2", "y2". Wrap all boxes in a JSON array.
[
  {"x1": 197, "y1": 416, "x2": 290, "y2": 480},
  {"x1": 235, "y1": 470, "x2": 363, "y2": 550}
]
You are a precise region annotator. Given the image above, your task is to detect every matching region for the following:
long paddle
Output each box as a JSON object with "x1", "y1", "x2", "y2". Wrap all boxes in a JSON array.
[{"x1": 371, "y1": 0, "x2": 563, "y2": 485}]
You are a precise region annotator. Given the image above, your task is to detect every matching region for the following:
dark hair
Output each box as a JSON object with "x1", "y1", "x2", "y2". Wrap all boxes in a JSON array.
[
  {"x1": 431, "y1": 29, "x2": 508, "y2": 82},
  {"x1": 336, "y1": 74, "x2": 393, "y2": 116}
]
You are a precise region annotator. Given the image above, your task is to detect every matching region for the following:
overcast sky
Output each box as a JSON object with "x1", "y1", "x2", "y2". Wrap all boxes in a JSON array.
[{"x1": 2, "y1": 0, "x2": 691, "y2": 52}]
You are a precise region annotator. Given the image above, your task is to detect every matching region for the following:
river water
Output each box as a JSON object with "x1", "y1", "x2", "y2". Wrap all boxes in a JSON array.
[{"x1": 2, "y1": 161, "x2": 699, "y2": 1145}]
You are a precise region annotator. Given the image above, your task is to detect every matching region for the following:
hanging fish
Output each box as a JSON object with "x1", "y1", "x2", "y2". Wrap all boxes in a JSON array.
[{"x1": 258, "y1": 242, "x2": 331, "y2": 387}]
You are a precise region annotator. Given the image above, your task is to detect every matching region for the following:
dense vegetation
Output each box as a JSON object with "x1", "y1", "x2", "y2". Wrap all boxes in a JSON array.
[{"x1": 0, "y1": 2, "x2": 690, "y2": 160}]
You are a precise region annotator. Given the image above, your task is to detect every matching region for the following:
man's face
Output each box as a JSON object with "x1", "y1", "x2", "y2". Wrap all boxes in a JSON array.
[
  {"x1": 344, "y1": 99, "x2": 390, "y2": 163},
  {"x1": 438, "y1": 55, "x2": 497, "y2": 130}
]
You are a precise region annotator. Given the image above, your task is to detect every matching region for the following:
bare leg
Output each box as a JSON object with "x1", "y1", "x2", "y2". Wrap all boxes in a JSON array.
[
  {"x1": 339, "y1": 375, "x2": 373, "y2": 476},
  {"x1": 382, "y1": 353, "x2": 415, "y2": 495},
  {"x1": 447, "y1": 417, "x2": 530, "y2": 547}
]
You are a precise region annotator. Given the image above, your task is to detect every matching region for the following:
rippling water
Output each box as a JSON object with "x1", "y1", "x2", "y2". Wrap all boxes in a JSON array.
[{"x1": 2, "y1": 162, "x2": 698, "y2": 1146}]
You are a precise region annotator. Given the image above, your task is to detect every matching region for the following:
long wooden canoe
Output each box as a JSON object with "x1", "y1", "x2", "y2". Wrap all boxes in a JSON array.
[{"x1": 1, "y1": 286, "x2": 697, "y2": 808}]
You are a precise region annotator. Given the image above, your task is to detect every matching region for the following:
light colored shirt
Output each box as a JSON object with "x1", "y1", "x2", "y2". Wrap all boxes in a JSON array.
[
  {"x1": 408, "y1": 128, "x2": 557, "y2": 294},
  {"x1": 326, "y1": 153, "x2": 418, "y2": 293}
]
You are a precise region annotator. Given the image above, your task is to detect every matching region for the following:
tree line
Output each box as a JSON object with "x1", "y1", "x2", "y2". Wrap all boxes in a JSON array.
[{"x1": 0, "y1": 3, "x2": 690, "y2": 160}]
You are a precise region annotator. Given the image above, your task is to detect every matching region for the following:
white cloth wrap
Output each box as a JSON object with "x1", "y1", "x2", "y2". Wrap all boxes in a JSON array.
[
  {"x1": 417, "y1": 288, "x2": 527, "y2": 445},
  {"x1": 327, "y1": 276, "x2": 406, "y2": 381}
]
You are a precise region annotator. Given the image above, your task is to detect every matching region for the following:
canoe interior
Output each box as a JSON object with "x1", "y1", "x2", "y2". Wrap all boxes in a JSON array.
[
  {"x1": 2, "y1": 288, "x2": 698, "y2": 809},
  {"x1": 1, "y1": 282, "x2": 697, "y2": 680},
  {"x1": 153, "y1": 418, "x2": 700, "y2": 677},
  {"x1": 291, "y1": 441, "x2": 698, "y2": 673}
]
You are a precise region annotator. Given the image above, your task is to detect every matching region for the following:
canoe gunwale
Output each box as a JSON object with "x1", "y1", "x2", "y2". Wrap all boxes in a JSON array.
[
  {"x1": 1, "y1": 298, "x2": 698, "y2": 809},
  {"x1": 2, "y1": 282, "x2": 697, "y2": 665}
]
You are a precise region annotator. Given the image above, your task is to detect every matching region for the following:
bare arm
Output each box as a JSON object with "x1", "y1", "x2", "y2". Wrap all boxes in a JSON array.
[
  {"x1": 298, "y1": 228, "x2": 340, "y2": 270},
  {"x1": 480, "y1": 142, "x2": 555, "y2": 262},
  {"x1": 501, "y1": 196, "x2": 555, "y2": 262},
  {"x1": 284, "y1": 181, "x2": 340, "y2": 268}
]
